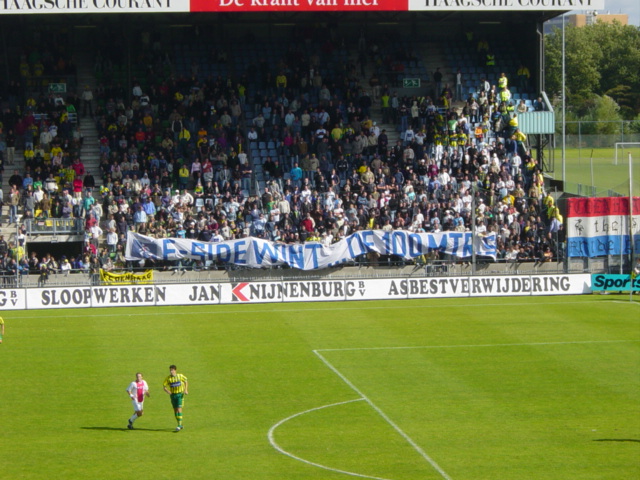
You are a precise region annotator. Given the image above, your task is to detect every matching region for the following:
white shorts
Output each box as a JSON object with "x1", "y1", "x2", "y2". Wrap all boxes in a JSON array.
[{"x1": 131, "y1": 399, "x2": 144, "y2": 412}]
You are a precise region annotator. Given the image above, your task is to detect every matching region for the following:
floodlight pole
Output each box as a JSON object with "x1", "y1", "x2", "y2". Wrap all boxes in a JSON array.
[
  {"x1": 590, "y1": 149, "x2": 594, "y2": 197},
  {"x1": 471, "y1": 188, "x2": 476, "y2": 275},
  {"x1": 630, "y1": 153, "x2": 634, "y2": 302},
  {"x1": 562, "y1": 14, "x2": 566, "y2": 186}
]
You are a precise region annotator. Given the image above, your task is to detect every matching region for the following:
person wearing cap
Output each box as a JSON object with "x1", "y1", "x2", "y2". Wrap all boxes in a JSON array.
[
  {"x1": 59, "y1": 257, "x2": 71, "y2": 276},
  {"x1": 171, "y1": 189, "x2": 182, "y2": 207},
  {"x1": 180, "y1": 189, "x2": 194, "y2": 208}
]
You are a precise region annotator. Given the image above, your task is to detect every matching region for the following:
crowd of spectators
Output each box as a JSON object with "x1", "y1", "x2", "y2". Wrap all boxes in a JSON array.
[{"x1": 0, "y1": 30, "x2": 565, "y2": 278}]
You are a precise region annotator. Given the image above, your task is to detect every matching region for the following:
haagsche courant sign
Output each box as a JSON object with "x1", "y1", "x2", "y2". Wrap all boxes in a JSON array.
[
  {"x1": 0, "y1": 0, "x2": 605, "y2": 13},
  {"x1": 1, "y1": 274, "x2": 591, "y2": 310}
]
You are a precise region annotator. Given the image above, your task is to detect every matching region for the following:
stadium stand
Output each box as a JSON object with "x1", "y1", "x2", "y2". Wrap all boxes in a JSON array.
[{"x1": 0, "y1": 23, "x2": 563, "y2": 279}]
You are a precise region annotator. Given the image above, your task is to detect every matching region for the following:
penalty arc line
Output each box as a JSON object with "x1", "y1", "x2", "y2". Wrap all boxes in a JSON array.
[
  {"x1": 313, "y1": 350, "x2": 454, "y2": 480},
  {"x1": 268, "y1": 398, "x2": 396, "y2": 480}
]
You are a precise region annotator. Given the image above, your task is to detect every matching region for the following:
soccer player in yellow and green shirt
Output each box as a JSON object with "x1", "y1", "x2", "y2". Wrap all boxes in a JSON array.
[
  {"x1": 0, "y1": 316, "x2": 4, "y2": 343},
  {"x1": 163, "y1": 365, "x2": 188, "y2": 431}
]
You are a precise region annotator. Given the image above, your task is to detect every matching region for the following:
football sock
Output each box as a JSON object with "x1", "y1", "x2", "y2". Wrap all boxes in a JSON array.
[
  {"x1": 176, "y1": 412, "x2": 183, "y2": 426},
  {"x1": 130, "y1": 414, "x2": 138, "y2": 423}
]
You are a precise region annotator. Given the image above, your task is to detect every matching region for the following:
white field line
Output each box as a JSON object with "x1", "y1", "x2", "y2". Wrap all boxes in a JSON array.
[
  {"x1": 612, "y1": 300, "x2": 640, "y2": 306},
  {"x1": 10, "y1": 299, "x2": 634, "y2": 320},
  {"x1": 309, "y1": 338, "x2": 639, "y2": 479},
  {"x1": 267, "y1": 398, "x2": 396, "y2": 480},
  {"x1": 316, "y1": 339, "x2": 640, "y2": 353},
  {"x1": 313, "y1": 350, "x2": 454, "y2": 480}
]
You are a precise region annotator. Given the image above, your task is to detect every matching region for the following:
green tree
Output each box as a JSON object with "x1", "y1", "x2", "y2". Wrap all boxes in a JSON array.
[
  {"x1": 581, "y1": 95, "x2": 623, "y2": 134},
  {"x1": 545, "y1": 21, "x2": 640, "y2": 117}
]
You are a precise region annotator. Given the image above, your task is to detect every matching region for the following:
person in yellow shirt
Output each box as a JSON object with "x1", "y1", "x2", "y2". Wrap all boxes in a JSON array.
[
  {"x1": 330, "y1": 124, "x2": 343, "y2": 143},
  {"x1": 178, "y1": 128, "x2": 191, "y2": 142},
  {"x1": 178, "y1": 164, "x2": 190, "y2": 189},
  {"x1": 276, "y1": 72, "x2": 287, "y2": 96},
  {"x1": 51, "y1": 144, "x2": 62, "y2": 157},
  {"x1": 517, "y1": 64, "x2": 530, "y2": 91},
  {"x1": 498, "y1": 72, "x2": 508, "y2": 91},
  {"x1": 23, "y1": 146, "x2": 35, "y2": 164},
  {"x1": 163, "y1": 365, "x2": 188, "y2": 432},
  {"x1": 0, "y1": 316, "x2": 4, "y2": 344},
  {"x1": 142, "y1": 113, "x2": 153, "y2": 129}
]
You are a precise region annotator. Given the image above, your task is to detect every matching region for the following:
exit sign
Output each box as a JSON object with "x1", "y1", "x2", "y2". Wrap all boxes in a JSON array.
[
  {"x1": 48, "y1": 83, "x2": 67, "y2": 93},
  {"x1": 403, "y1": 78, "x2": 420, "y2": 88}
]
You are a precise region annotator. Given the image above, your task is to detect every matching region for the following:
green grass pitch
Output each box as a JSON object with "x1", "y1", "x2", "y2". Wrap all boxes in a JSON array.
[
  {"x1": 554, "y1": 147, "x2": 640, "y2": 197},
  {"x1": 2, "y1": 296, "x2": 639, "y2": 479}
]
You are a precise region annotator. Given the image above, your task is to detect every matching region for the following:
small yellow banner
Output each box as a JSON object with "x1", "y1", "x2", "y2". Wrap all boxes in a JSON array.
[{"x1": 100, "y1": 269, "x2": 154, "y2": 285}]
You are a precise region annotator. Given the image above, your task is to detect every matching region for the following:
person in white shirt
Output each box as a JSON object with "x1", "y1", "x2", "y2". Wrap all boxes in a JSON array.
[
  {"x1": 132, "y1": 83, "x2": 143, "y2": 98},
  {"x1": 171, "y1": 190, "x2": 182, "y2": 207},
  {"x1": 300, "y1": 185, "x2": 312, "y2": 200},
  {"x1": 180, "y1": 190, "x2": 194, "y2": 207},
  {"x1": 140, "y1": 173, "x2": 151, "y2": 189},
  {"x1": 505, "y1": 244, "x2": 519, "y2": 261},
  {"x1": 412, "y1": 211, "x2": 424, "y2": 230},
  {"x1": 39, "y1": 130, "x2": 53, "y2": 151},
  {"x1": 438, "y1": 168, "x2": 451, "y2": 187},
  {"x1": 211, "y1": 230, "x2": 224, "y2": 242},
  {"x1": 321, "y1": 231, "x2": 333, "y2": 247},
  {"x1": 403, "y1": 127, "x2": 415, "y2": 146},
  {"x1": 90, "y1": 224, "x2": 103, "y2": 247},
  {"x1": 81, "y1": 85, "x2": 94, "y2": 117},
  {"x1": 126, "y1": 372, "x2": 150, "y2": 430},
  {"x1": 33, "y1": 185, "x2": 44, "y2": 204},
  {"x1": 461, "y1": 192, "x2": 473, "y2": 213},
  {"x1": 60, "y1": 258, "x2": 72, "y2": 276},
  {"x1": 511, "y1": 154, "x2": 521, "y2": 177},
  {"x1": 106, "y1": 228, "x2": 118, "y2": 253}
]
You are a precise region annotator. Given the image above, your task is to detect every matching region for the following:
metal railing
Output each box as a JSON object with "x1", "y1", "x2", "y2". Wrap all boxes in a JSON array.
[{"x1": 24, "y1": 218, "x2": 85, "y2": 236}]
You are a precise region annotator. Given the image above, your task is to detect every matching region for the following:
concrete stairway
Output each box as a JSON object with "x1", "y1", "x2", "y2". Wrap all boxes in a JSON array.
[
  {"x1": 73, "y1": 34, "x2": 102, "y2": 189},
  {"x1": 0, "y1": 32, "x2": 101, "y2": 245}
]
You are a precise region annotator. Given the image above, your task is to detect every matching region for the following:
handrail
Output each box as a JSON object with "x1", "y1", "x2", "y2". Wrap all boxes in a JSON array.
[
  {"x1": 541, "y1": 91, "x2": 554, "y2": 113},
  {"x1": 24, "y1": 218, "x2": 85, "y2": 236}
]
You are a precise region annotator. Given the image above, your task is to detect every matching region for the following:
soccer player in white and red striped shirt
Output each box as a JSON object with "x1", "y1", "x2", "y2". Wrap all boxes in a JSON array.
[{"x1": 126, "y1": 373, "x2": 150, "y2": 430}]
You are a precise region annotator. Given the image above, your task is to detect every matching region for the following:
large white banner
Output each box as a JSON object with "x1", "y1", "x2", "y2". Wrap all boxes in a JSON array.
[
  {"x1": 126, "y1": 231, "x2": 497, "y2": 271},
  {"x1": 4, "y1": 274, "x2": 591, "y2": 310}
]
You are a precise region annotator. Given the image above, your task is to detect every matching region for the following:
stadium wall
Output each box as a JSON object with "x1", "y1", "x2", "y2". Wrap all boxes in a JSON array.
[{"x1": 1, "y1": 273, "x2": 591, "y2": 309}]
